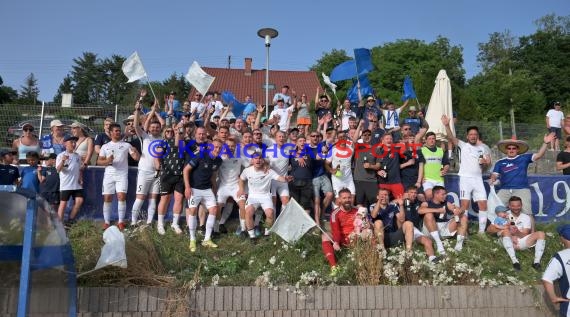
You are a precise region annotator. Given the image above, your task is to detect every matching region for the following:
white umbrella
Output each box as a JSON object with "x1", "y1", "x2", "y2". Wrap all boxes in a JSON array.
[{"x1": 425, "y1": 69, "x2": 455, "y2": 141}]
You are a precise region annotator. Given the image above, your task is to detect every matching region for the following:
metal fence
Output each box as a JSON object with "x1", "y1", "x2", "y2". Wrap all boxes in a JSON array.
[{"x1": 0, "y1": 103, "x2": 133, "y2": 147}]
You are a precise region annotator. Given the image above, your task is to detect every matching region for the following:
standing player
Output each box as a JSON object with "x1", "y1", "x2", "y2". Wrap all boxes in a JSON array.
[
  {"x1": 442, "y1": 115, "x2": 491, "y2": 233},
  {"x1": 238, "y1": 154, "x2": 292, "y2": 242},
  {"x1": 183, "y1": 139, "x2": 224, "y2": 252},
  {"x1": 131, "y1": 100, "x2": 163, "y2": 227},
  {"x1": 97, "y1": 123, "x2": 140, "y2": 230}
]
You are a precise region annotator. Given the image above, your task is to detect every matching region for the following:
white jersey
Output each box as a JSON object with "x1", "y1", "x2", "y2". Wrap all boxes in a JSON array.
[
  {"x1": 100, "y1": 141, "x2": 132, "y2": 176},
  {"x1": 509, "y1": 212, "x2": 532, "y2": 232},
  {"x1": 327, "y1": 142, "x2": 354, "y2": 181},
  {"x1": 240, "y1": 166, "x2": 280, "y2": 199},
  {"x1": 457, "y1": 140, "x2": 489, "y2": 178},
  {"x1": 191, "y1": 101, "x2": 206, "y2": 119},
  {"x1": 218, "y1": 155, "x2": 249, "y2": 187},
  {"x1": 270, "y1": 106, "x2": 293, "y2": 131},
  {"x1": 138, "y1": 131, "x2": 160, "y2": 172},
  {"x1": 542, "y1": 248, "x2": 570, "y2": 304},
  {"x1": 56, "y1": 151, "x2": 82, "y2": 191},
  {"x1": 210, "y1": 100, "x2": 225, "y2": 118},
  {"x1": 268, "y1": 146, "x2": 291, "y2": 176}
]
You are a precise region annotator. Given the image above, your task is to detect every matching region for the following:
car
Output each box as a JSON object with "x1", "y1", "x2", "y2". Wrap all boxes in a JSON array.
[{"x1": 6, "y1": 118, "x2": 97, "y2": 146}]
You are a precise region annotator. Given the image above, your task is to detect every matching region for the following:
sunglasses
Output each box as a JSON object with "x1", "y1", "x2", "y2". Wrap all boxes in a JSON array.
[
  {"x1": 165, "y1": 130, "x2": 174, "y2": 133},
  {"x1": 310, "y1": 135, "x2": 318, "y2": 137},
  {"x1": 23, "y1": 127, "x2": 34, "y2": 132},
  {"x1": 320, "y1": 99, "x2": 328, "y2": 102},
  {"x1": 506, "y1": 146, "x2": 518, "y2": 150}
]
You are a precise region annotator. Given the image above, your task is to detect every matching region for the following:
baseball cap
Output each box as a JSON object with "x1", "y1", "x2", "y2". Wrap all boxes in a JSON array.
[
  {"x1": 495, "y1": 205, "x2": 508, "y2": 213},
  {"x1": 63, "y1": 135, "x2": 79, "y2": 142},
  {"x1": 50, "y1": 119, "x2": 65, "y2": 128},
  {"x1": 69, "y1": 122, "x2": 86, "y2": 129}
]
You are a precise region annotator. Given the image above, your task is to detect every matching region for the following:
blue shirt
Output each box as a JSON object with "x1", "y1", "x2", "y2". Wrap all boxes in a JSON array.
[
  {"x1": 188, "y1": 155, "x2": 222, "y2": 190},
  {"x1": 492, "y1": 153, "x2": 533, "y2": 189},
  {"x1": 20, "y1": 165, "x2": 40, "y2": 193}
]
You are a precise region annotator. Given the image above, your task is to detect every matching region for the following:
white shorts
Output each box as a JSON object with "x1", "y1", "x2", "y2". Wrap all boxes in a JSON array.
[
  {"x1": 246, "y1": 196, "x2": 274, "y2": 211},
  {"x1": 136, "y1": 170, "x2": 160, "y2": 195},
  {"x1": 459, "y1": 176, "x2": 487, "y2": 201},
  {"x1": 514, "y1": 234, "x2": 536, "y2": 250},
  {"x1": 331, "y1": 177, "x2": 356, "y2": 197},
  {"x1": 102, "y1": 173, "x2": 128, "y2": 195},
  {"x1": 271, "y1": 179, "x2": 290, "y2": 197},
  {"x1": 422, "y1": 179, "x2": 445, "y2": 191},
  {"x1": 217, "y1": 184, "x2": 246, "y2": 204},
  {"x1": 188, "y1": 188, "x2": 217, "y2": 209},
  {"x1": 413, "y1": 227, "x2": 425, "y2": 240},
  {"x1": 422, "y1": 220, "x2": 456, "y2": 238}
]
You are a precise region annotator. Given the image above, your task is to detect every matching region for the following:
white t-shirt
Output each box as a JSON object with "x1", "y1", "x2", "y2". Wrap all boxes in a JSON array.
[
  {"x1": 457, "y1": 140, "x2": 489, "y2": 178},
  {"x1": 327, "y1": 142, "x2": 354, "y2": 180},
  {"x1": 268, "y1": 147, "x2": 291, "y2": 176},
  {"x1": 510, "y1": 212, "x2": 532, "y2": 232},
  {"x1": 341, "y1": 109, "x2": 356, "y2": 131},
  {"x1": 100, "y1": 141, "x2": 132, "y2": 176},
  {"x1": 547, "y1": 109, "x2": 564, "y2": 128},
  {"x1": 138, "y1": 131, "x2": 160, "y2": 172},
  {"x1": 210, "y1": 100, "x2": 225, "y2": 118},
  {"x1": 191, "y1": 101, "x2": 206, "y2": 120},
  {"x1": 382, "y1": 109, "x2": 402, "y2": 129},
  {"x1": 218, "y1": 155, "x2": 249, "y2": 187},
  {"x1": 56, "y1": 152, "x2": 82, "y2": 191},
  {"x1": 542, "y1": 248, "x2": 570, "y2": 302},
  {"x1": 270, "y1": 106, "x2": 293, "y2": 131},
  {"x1": 240, "y1": 167, "x2": 280, "y2": 199}
]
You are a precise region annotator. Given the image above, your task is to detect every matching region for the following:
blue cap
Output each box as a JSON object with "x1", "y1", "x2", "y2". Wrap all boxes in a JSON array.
[
  {"x1": 495, "y1": 205, "x2": 508, "y2": 213},
  {"x1": 557, "y1": 224, "x2": 570, "y2": 240}
]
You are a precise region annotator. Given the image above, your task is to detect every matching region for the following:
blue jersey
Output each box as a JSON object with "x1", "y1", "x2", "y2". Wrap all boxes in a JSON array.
[
  {"x1": 492, "y1": 153, "x2": 533, "y2": 189},
  {"x1": 188, "y1": 155, "x2": 222, "y2": 190},
  {"x1": 20, "y1": 166, "x2": 40, "y2": 193}
]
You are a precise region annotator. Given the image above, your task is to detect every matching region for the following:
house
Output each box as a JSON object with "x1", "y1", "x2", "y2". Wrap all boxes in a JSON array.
[{"x1": 192, "y1": 58, "x2": 324, "y2": 107}]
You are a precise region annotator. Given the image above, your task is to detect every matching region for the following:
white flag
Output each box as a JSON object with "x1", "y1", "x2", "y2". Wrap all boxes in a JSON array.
[
  {"x1": 269, "y1": 198, "x2": 316, "y2": 243},
  {"x1": 121, "y1": 51, "x2": 148, "y2": 83},
  {"x1": 185, "y1": 61, "x2": 215, "y2": 96},
  {"x1": 322, "y1": 72, "x2": 337, "y2": 95}
]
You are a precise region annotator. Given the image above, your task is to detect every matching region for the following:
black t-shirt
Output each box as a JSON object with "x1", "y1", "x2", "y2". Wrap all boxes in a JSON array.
[
  {"x1": 94, "y1": 133, "x2": 111, "y2": 147},
  {"x1": 404, "y1": 200, "x2": 422, "y2": 229},
  {"x1": 401, "y1": 149, "x2": 424, "y2": 187},
  {"x1": 289, "y1": 151, "x2": 313, "y2": 181},
  {"x1": 188, "y1": 155, "x2": 222, "y2": 190},
  {"x1": 40, "y1": 166, "x2": 59, "y2": 193},
  {"x1": 124, "y1": 136, "x2": 141, "y2": 167},
  {"x1": 425, "y1": 200, "x2": 452, "y2": 223},
  {"x1": 0, "y1": 164, "x2": 19, "y2": 185},
  {"x1": 377, "y1": 149, "x2": 402, "y2": 185},
  {"x1": 556, "y1": 151, "x2": 570, "y2": 175},
  {"x1": 161, "y1": 139, "x2": 187, "y2": 176},
  {"x1": 369, "y1": 203, "x2": 399, "y2": 233}
]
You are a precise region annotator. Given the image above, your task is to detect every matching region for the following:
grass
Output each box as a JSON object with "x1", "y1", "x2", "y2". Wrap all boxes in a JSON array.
[{"x1": 68, "y1": 220, "x2": 566, "y2": 288}]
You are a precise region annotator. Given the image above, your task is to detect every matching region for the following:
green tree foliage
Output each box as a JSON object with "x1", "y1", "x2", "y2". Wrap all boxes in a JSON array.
[
  {"x1": 18, "y1": 73, "x2": 40, "y2": 105},
  {"x1": 309, "y1": 49, "x2": 352, "y2": 98},
  {"x1": 53, "y1": 75, "x2": 74, "y2": 104},
  {"x1": 0, "y1": 75, "x2": 18, "y2": 104}
]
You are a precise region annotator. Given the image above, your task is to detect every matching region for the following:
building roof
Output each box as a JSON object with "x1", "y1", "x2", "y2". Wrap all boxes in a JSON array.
[{"x1": 190, "y1": 59, "x2": 323, "y2": 106}]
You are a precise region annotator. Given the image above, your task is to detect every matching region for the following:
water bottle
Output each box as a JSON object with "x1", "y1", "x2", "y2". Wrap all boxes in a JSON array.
[{"x1": 381, "y1": 164, "x2": 388, "y2": 178}]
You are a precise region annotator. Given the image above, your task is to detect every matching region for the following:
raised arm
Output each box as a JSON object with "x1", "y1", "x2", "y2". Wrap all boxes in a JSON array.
[
  {"x1": 533, "y1": 133, "x2": 556, "y2": 161},
  {"x1": 441, "y1": 115, "x2": 459, "y2": 146}
]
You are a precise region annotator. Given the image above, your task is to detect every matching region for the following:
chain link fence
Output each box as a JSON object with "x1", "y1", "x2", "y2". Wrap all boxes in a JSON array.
[{"x1": 0, "y1": 103, "x2": 133, "y2": 148}]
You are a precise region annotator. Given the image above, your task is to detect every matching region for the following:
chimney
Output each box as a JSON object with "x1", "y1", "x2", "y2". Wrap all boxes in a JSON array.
[{"x1": 244, "y1": 58, "x2": 252, "y2": 76}]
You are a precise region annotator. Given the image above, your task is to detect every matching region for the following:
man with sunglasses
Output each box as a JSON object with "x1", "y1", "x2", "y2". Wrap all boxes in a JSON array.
[{"x1": 490, "y1": 133, "x2": 555, "y2": 217}]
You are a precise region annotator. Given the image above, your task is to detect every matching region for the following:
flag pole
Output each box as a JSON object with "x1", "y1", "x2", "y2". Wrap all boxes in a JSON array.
[{"x1": 145, "y1": 76, "x2": 157, "y2": 101}]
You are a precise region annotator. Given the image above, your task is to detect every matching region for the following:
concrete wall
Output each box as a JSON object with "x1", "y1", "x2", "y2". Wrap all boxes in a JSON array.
[{"x1": 0, "y1": 285, "x2": 558, "y2": 317}]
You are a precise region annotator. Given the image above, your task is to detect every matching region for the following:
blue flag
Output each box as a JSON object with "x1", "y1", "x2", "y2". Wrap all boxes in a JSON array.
[
  {"x1": 354, "y1": 48, "x2": 373, "y2": 75},
  {"x1": 401, "y1": 75, "x2": 417, "y2": 101},
  {"x1": 221, "y1": 91, "x2": 246, "y2": 118},
  {"x1": 347, "y1": 74, "x2": 374, "y2": 104},
  {"x1": 330, "y1": 60, "x2": 356, "y2": 82}
]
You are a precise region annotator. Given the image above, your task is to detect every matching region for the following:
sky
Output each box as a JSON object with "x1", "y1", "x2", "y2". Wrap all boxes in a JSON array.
[{"x1": 1, "y1": 0, "x2": 568, "y2": 102}]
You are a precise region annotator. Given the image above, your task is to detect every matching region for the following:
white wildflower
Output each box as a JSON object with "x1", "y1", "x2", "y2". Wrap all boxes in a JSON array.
[{"x1": 269, "y1": 256, "x2": 277, "y2": 265}]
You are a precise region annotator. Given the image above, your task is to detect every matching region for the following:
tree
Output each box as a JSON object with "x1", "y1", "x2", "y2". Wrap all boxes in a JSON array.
[
  {"x1": 309, "y1": 49, "x2": 352, "y2": 98},
  {"x1": 19, "y1": 73, "x2": 40, "y2": 105},
  {"x1": 0, "y1": 75, "x2": 18, "y2": 104},
  {"x1": 53, "y1": 75, "x2": 74, "y2": 104},
  {"x1": 476, "y1": 30, "x2": 517, "y2": 73},
  {"x1": 70, "y1": 52, "x2": 105, "y2": 104}
]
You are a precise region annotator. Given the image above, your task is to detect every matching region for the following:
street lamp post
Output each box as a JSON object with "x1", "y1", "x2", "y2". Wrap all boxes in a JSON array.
[{"x1": 257, "y1": 28, "x2": 278, "y2": 118}]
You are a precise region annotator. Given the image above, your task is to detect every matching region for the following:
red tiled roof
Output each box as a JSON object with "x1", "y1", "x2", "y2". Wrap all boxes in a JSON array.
[{"x1": 190, "y1": 63, "x2": 323, "y2": 105}]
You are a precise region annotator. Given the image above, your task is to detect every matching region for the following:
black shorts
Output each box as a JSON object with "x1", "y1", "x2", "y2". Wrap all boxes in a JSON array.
[
  {"x1": 41, "y1": 191, "x2": 60, "y2": 205},
  {"x1": 355, "y1": 180, "x2": 377, "y2": 206},
  {"x1": 384, "y1": 228, "x2": 405, "y2": 248},
  {"x1": 289, "y1": 180, "x2": 313, "y2": 209},
  {"x1": 549, "y1": 127, "x2": 562, "y2": 140},
  {"x1": 60, "y1": 189, "x2": 83, "y2": 201},
  {"x1": 160, "y1": 174, "x2": 184, "y2": 195}
]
